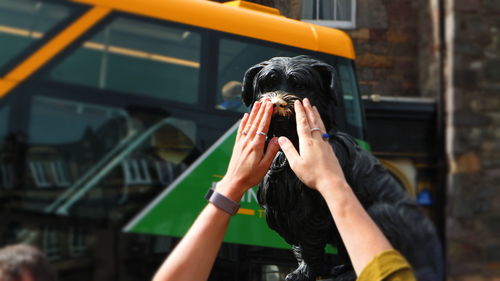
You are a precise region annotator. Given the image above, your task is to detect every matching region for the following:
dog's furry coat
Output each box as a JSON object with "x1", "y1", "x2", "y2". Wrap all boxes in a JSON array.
[{"x1": 242, "y1": 56, "x2": 443, "y2": 281}]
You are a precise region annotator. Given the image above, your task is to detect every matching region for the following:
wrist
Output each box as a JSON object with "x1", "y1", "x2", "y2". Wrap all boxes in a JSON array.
[
  {"x1": 316, "y1": 176, "x2": 349, "y2": 196},
  {"x1": 214, "y1": 178, "x2": 247, "y2": 202}
]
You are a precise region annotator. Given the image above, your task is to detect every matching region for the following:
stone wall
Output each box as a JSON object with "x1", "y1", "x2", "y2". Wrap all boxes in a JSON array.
[
  {"x1": 347, "y1": 0, "x2": 424, "y2": 97},
  {"x1": 445, "y1": 0, "x2": 500, "y2": 279}
]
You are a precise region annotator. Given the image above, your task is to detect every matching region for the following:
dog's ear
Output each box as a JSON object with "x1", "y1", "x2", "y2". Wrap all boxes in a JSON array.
[
  {"x1": 311, "y1": 61, "x2": 340, "y2": 106},
  {"x1": 242, "y1": 63, "x2": 266, "y2": 106}
]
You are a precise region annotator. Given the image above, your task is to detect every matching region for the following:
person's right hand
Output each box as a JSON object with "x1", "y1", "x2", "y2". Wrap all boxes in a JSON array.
[
  {"x1": 216, "y1": 100, "x2": 279, "y2": 201},
  {"x1": 277, "y1": 98, "x2": 347, "y2": 193}
]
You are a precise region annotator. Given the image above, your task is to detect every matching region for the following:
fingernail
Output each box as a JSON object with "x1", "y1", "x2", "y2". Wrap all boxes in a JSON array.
[
  {"x1": 270, "y1": 137, "x2": 279, "y2": 145},
  {"x1": 278, "y1": 137, "x2": 287, "y2": 146},
  {"x1": 304, "y1": 98, "x2": 310, "y2": 105}
]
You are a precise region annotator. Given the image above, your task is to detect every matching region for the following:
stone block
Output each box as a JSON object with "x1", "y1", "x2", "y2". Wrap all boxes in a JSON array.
[
  {"x1": 454, "y1": 70, "x2": 479, "y2": 90},
  {"x1": 370, "y1": 29, "x2": 387, "y2": 41},
  {"x1": 455, "y1": 0, "x2": 481, "y2": 11},
  {"x1": 454, "y1": 42, "x2": 484, "y2": 57},
  {"x1": 348, "y1": 28, "x2": 370, "y2": 40},
  {"x1": 455, "y1": 152, "x2": 481, "y2": 173},
  {"x1": 371, "y1": 42, "x2": 391, "y2": 55},
  {"x1": 393, "y1": 43, "x2": 416, "y2": 56},
  {"x1": 486, "y1": 245, "x2": 500, "y2": 263},
  {"x1": 387, "y1": 31, "x2": 411, "y2": 43},
  {"x1": 481, "y1": 216, "x2": 500, "y2": 237},
  {"x1": 457, "y1": 276, "x2": 487, "y2": 281},
  {"x1": 357, "y1": 53, "x2": 394, "y2": 68},
  {"x1": 483, "y1": 0, "x2": 500, "y2": 12},
  {"x1": 386, "y1": 1, "x2": 417, "y2": 27},
  {"x1": 358, "y1": 68, "x2": 374, "y2": 80},
  {"x1": 356, "y1": 0, "x2": 388, "y2": 29},
  {"x1": 470, "y1": 97, "x2": 500, "y2": 112},
  {"x1": 484, "y1": 59, "x2": 500, "y2": 81},
  {"x1": 454, "y1": 110, "x2": 492, "y2": 127},
  {"x1": 394, "y1": 57, "x2": 417, "y2": 70},
  {"x1": 447, "y1": 239, "x2": 483, "y2": 271},
  {"x1": 461, "y1": 19, "x2": 494, "y2": 46}
]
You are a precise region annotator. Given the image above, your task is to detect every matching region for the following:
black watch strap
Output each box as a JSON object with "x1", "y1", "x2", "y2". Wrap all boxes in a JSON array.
[{"x1": 205, "y1": 188, "x2": 240, "y2": 216}]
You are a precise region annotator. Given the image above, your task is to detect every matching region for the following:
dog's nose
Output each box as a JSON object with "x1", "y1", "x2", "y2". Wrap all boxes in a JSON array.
[{"x1": 272, "y1": 100, "x2": 288, "y2": 116}]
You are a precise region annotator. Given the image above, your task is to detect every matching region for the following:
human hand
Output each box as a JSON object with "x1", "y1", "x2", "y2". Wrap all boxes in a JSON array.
[
  {"x1": 216, "y1": 100, "x2": 280, "y2": 201},
  {"x1": 277, "y1": 98, "x2": 347, "y2": 193}
]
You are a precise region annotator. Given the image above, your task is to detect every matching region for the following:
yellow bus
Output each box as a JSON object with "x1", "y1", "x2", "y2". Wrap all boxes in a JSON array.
[{"x1": 0, "y1": 0, "x2": 364, "y2": 280}]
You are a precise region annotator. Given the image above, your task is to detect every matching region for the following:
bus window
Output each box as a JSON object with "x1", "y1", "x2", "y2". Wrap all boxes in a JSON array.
[
  {"x1": 22, "y1": 95, "x2": 200, "y2": 218},
  {"x1": 0, "y1": 105, "x2": 8, "y2": 141},
  {"x1": 29, "y1": 96, "x2": 130, "y2": 149},
  {"x1": 337, "y1": 58, "x2": 364, "y2": 138},
  {"x1": 47, "y1": 16, "x2": 201, "y2": 104},
  {"x1": 0, "y1": 104, "x2": 11, "y2": 190},
  {"x1": 0, "y1": 0, "x2": 79, "y2": 73},
  {"x1": 27, "y1": 96, "x2": 130, "y2": 189},
  {"x1": 216, "y1": 38, "x2": 300, "y2": 112}
]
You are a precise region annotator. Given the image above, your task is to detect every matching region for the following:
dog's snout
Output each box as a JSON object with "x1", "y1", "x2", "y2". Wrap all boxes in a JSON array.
[
  {"x1": 269, "y1": 98, "x2": 289, "y2": 116},
  {"x1": 258, "y1": 91, "x2": 297, "y2": 118},
  {"x1": 272, "y1": 100, "x2": 287, "y2": 108}
]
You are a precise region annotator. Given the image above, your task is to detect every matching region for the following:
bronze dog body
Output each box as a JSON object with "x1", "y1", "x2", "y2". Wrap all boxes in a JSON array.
[{"x1": 242, "y1": 56, "x2": 443, "y2": 281}]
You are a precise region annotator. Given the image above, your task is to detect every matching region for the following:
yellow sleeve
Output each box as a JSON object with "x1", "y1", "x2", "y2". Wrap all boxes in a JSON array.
[{"x1": 357, "y1": 250, "x2": 417, "y2": 281}]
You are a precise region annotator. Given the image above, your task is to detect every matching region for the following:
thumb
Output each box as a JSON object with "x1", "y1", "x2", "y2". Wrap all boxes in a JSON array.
[{"x1": 278, "y1": 137, "x2": 300, "y2": 168}]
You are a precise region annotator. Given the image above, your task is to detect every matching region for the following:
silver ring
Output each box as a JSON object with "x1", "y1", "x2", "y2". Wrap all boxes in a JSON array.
[
  {"x1": 241, "y1": 131, "x2": 247, "y2": 136},
  {"x1": 310, "y1": 128, "x2": 321, "y2": 132},
  {"x1": 257, "y1": 131, "x2": 266, "y2": 136}
]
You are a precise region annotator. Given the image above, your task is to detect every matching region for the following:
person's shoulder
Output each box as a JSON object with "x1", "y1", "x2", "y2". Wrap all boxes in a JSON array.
[{"x1": 357, "y1": 250, "x2": 416, "y2": 281}]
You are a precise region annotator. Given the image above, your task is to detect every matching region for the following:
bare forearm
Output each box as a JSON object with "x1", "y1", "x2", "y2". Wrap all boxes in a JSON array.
[
  {"x1": 318, "y1": 179, "x2": 393, "y2": 276},
  {"x1": 152, "y1": 203, "x2": 231, "y2": 281},
  {"x1": 152, "y1": 101, "x2": 278, "y2": 281}
]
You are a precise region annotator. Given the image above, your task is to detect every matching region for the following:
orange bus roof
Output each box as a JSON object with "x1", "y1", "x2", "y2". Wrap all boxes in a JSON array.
[{"x1": 71, "y1": 0, "x2": 355, "y2": 60}]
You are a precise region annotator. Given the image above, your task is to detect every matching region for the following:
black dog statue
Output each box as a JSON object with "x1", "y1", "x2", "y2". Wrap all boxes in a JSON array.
[{"x1": 241, "y1": 56, "x2": 443, "y2": 281}]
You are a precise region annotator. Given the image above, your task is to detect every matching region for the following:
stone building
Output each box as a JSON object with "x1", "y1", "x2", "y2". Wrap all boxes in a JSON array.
[
  {"x1": 444, "y1": 0, "x2": 500, "y2": 279},
  {"x1": 240, "y1": 0, "x2": 500, "y2": 279}
]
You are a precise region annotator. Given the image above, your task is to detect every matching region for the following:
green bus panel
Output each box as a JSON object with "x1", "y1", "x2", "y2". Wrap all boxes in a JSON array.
[{"x1": 124, "y1": 122, "x2": 290, "y2": 249}]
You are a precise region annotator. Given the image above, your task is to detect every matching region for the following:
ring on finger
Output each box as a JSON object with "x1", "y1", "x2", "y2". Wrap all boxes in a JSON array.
[
  {"x1": 241, "y1": 131, "x2": 247, "y2": 136},
  {"x1": 310, "y1": 128, "x2": 321, "y2": 132},
  {"x1": 256, "y1": 131, "x2": 267, "y2": 136},
  {"x1": 322, "y1": 133, "x2": 330, "y2": 140}
]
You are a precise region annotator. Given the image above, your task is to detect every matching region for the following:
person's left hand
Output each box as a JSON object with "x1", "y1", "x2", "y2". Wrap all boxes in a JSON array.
[{"x1": 216, "y1": 100, "x2": 279, "y2": 201}]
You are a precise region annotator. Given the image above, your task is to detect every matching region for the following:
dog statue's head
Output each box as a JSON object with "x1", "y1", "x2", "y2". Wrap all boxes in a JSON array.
[{"x1": 242, "y1": 55, "x2": 340, "y2": 145}]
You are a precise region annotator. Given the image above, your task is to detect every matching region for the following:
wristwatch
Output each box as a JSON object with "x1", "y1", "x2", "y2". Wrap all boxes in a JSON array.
[{"x1": 205, "y1": 188, "x2": 240, "y2": 216}]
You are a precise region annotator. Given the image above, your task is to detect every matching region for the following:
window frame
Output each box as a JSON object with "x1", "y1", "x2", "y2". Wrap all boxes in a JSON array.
[{"x1": 301, "y1": 0, "x2": 357, "y2": 30}]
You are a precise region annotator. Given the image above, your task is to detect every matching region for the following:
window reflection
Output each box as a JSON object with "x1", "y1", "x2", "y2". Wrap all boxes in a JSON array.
[
  {"x1": 0, "y1": 0, "x2": 76, "y2": 70},
  {"x1": 0, "y1": 105, "x2": 8, "y2": 140},
  {"x1": 217, "y1": 38, "x2": 300, "y2": 113},
  {"x1": 21, "y1": 96, "x2": 197, "y2": 219},
  {"x1": 0, "y1": 105, "x2": 11, "y2": 190},
  {"x1": 47, "y1": 17, "x2": 201, "y2": 104}
]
